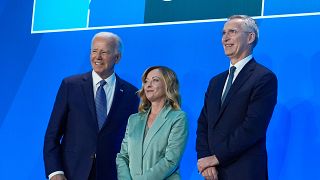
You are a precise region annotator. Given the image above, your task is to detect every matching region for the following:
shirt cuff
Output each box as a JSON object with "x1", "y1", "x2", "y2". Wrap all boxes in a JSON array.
[{"x1": 48, "y1": 171, "x2": 64, "y2": 179}]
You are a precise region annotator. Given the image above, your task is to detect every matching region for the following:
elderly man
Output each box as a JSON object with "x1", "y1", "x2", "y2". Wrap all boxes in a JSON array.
[
  {"x1": 44, "y1": 32, "x2": 139, "y2": 180},
  {"x1": 196, "y1": 15, "x2": 277, "y2": 180}
]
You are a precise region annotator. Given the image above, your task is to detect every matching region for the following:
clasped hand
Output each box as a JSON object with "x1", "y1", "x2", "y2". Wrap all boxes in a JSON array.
[{"x1": 197, "y1": 155, "x2": 219, "y2": 180}]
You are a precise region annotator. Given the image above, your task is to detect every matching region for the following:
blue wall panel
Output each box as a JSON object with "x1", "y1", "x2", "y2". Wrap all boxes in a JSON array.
[
  {"x1": 264, "y1": 0, "x2": 320, "y2": 15},
  {"x1": 0, "y1": 0, "x2": 319, "y2": 179}
]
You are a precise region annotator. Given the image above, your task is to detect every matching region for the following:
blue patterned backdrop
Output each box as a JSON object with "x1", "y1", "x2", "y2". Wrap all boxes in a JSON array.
[{"x1": 0, "y1": 0, "x2": 319, "y2": 179}]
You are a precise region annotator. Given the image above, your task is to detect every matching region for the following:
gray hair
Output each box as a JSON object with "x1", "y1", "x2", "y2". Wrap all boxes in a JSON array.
[
  {"x1": 228, "y1": 15, "x2": 259, "y2": 48},
  {"x1": 91, "y1": 32, "x2": 123, "y2": 54}
]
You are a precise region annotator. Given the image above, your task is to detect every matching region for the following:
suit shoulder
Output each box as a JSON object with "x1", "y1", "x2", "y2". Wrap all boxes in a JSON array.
[
  {"x1": 128, "y1": 112, "x2": 140, "y2": 119},
  {"x1": 122, "y1": 80, "x2": 138, "y2": 92},
  {"x1": 62, "y1": 72, "x2": 91, "y2": 84},
  {"x1": 252, "y1": 62, "x2": 277, "y2": 84},
  {"x1": 117, "y1": 76, "x2": 138, "y2": 92},
  {"x1": 205, "y1": 71, "x2": 228, "y2": 93},
  {"x1": 208, "y1": 70, "x2": 228, "y2": 84},
  {"x1": 254, "y1": 62, "x2": 276, "y2": 76},
  {"x1": 167, "y1": 109, "x2": 188, "y2": 130},
  {"x1": 168, "y1": 109, "x2": 187, "y2": 120},
  {"x1": 127, "y1": 112, "x2": 144, "y2": 124}
]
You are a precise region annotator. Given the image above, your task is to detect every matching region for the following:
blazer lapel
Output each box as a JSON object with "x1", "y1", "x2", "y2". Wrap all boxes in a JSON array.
[
  {"x1": 81, "y1": 72, "x2": 99, "y2": 131},
  {"x1": 143, "y1": 105, "x2": 171, "y2": 156},
  {"x1": 218, "y1": 59, "x2": 256, "y2": 119},
  {"x1": 134, "y1": 112, "x2": 148, "y2": 173}
]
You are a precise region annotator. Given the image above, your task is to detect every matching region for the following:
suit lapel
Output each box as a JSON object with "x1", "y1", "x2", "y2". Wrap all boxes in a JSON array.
[
  {"x1": 143, "y1": 105, "x2": 171, "y2": 156},
  {"x1": 209, "y1": 71, "x2": 228, "y2": 128},
  {"x1": 216, "y1": 71, "x2": 229, "y2": 108},
  {"x1": 217, "y1": 60, "x2": 256, "y2": 121},
  {"x1": 134, "y1": 112, "x2": 148, "y2": 172},
  {"x1": 101, "y1": 74, "x2": 125, "y2": 130},
  {"x1": 81, "y1": 72, "x2": 99, "y2": 131}
]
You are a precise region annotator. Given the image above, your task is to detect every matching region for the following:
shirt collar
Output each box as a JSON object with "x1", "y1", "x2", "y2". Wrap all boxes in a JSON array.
[
  {"x1": 230, "y1": 54, "x2": 252, "y2": 72},
  {"x1": 92, "y1": 70, "x2": 116, "y2": 86}
]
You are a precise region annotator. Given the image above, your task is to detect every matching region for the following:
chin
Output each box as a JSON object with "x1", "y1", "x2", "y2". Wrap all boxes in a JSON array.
[{"x1": 94, "y1": 69, "x2": 102, "y2": 75}]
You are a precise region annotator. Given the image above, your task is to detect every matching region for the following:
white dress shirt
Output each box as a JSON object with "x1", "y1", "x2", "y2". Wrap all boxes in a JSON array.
[
  {"x1": 221, "y1": 55, "x2": 252, "y2": 97},
  {"x1": 92, "y1": 70, "x2": 116, "y2": 116}
]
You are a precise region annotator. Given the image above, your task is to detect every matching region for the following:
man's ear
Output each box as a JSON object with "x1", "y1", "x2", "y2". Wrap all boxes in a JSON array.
[
  {"x1": 247, "y1": 32, "x2": 256, "y2": 44},
  {"x1": 115, "y1": 53, "x2": 121, "y2": 64}
]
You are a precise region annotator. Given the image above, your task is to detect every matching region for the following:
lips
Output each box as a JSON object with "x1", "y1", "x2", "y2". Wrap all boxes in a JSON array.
[{"x1": 94, "y1": 61, "x2": 103, "y2": 65}]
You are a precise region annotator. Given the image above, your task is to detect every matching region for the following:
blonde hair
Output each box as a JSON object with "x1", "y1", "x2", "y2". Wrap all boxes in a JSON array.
[{"x1": 138, "y1": 66, "x2": 181, "y2": 112}]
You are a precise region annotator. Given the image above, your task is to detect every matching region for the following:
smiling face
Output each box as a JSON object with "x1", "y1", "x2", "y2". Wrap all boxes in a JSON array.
[
  {"x1": 90, "y1": 36, "x2": 121, "y2": 79},
  {"x1": 143, "y1": 69, "x2": 166, "y2": 103},
  {"x1": 222, "y1": 18, "x2": 255, "y2": 64}
]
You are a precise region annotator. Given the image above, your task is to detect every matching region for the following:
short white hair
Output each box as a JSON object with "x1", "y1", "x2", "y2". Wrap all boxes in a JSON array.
[
  {"x1": 228, "y1": 15, "x2": 259, "y2": 48},
  {"x1": 91, "y1": 32, "x2": 123, "y2": 54}
]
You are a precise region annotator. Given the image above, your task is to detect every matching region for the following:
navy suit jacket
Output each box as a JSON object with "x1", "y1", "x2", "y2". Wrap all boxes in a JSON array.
[
  {"x1": 196, "y1": 59, "x2": 277, "y2": 180},
  {"x1": 44, "y1": 72, "x2": 139, "y2": 180}
]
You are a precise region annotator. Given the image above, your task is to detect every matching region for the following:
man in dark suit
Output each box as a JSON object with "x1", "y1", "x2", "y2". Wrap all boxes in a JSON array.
[
  {"x1": 43, "y1": 32, "x2": 139, "y2": 180},
  {"x1": 196, "y1": 15, "x2": 277, "y2": 180}
]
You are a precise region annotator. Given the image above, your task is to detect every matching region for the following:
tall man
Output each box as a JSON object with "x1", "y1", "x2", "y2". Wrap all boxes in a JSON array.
[
  {"x1": 196, "y1": 15, "x2": 277, "y2": 180},
  {"x1": 43, "y1": 32, "x2": 139, "y2": 180}
]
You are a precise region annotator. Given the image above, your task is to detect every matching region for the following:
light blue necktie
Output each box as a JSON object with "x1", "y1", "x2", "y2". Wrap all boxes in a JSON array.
[
  {"x1": 95, "y1": 80, "x2": 107, "y2": 130},
  {"x1": 221, "y1": 66, "x2": 236, "y2": 104}
]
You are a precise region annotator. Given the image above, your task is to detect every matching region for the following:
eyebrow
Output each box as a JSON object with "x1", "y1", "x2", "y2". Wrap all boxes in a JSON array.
[
  {"x1": 145, "y1": 76, "x2": 161, "y2": 80},
  {"x1": 223, "y1": 28, "x2": 238, "y2": 31},
  {"x1": 91, "y1": 48, "x2": 112, "y2": 52},
  {"x1": 151, "y1": 76, "x2": 161, "y2": 79}
]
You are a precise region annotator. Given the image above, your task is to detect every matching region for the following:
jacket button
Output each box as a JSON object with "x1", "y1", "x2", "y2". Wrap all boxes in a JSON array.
[{"x1": 90, "y1": 153, "x2": 96, "y2": 159}]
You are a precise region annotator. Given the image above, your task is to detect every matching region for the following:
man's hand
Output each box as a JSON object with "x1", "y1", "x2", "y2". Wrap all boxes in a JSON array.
[
  {"x1": 201, "y1": 166, "x2": 218, "y2": 180},
  {"x1": 197, "y1": 155, "x2": 219, "y2": 173},
  {"x1": 50, "y1": 174, "x2": 67, "y2": 180}
]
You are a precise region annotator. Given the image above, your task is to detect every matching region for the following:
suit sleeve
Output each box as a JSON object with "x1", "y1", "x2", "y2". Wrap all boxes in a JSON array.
[
  {"x1": 43, "y1": 79, "x2": 68, "y2": 177},
  {"x1": 196, "y1": 85, "x2": 213, "y2": 159},
  {"x1": 214, "y1": 72, "x2": 278, "y2": 166},
  {"x1": 116, "y1": 116, "x2": 133, "y2": 180},
  {"x1": 133, "y1": 112, "x2": 189, "y2": 180}
]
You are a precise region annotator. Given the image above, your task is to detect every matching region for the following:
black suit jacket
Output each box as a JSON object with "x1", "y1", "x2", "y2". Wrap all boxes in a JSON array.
[
  {"x1": 196, "y1": 59, "x2": 277, "y2": 180},
  {"x1": 44, "y1": 72, "x2": 139, "y2": 180}
]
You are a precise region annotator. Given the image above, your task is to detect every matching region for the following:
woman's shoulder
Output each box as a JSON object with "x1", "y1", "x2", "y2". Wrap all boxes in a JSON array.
[
  {"x1": 167, "y1": 108, "x2": 187, "y2": 120},
  {"x1": 128, "y1": 111, "x2": 148, "y2": 123},
  {"x1": 129, "y1": 111, "x2": 144, "y2": 119}
]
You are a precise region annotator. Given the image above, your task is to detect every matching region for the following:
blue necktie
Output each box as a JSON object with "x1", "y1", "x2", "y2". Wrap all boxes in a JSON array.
[
  {"x1": 95, "y1": 80, "x2": 107, "y2": 130},
  {"x1": 221, "y1": 66, "x2": 236, "y2": 104}
]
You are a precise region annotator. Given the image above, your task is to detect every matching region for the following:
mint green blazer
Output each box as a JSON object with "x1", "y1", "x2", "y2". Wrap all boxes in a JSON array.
[{"x1": 116, "y1": 105, "x2": 188, "y2": 180}]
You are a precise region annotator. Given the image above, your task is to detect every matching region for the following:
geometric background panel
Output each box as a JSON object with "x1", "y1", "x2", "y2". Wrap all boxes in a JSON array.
[{"x1": 0, "y1": 0, "x2": 320, "y2": 179}]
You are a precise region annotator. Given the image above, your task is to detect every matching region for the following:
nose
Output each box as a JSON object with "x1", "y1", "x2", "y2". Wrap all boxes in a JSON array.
[
  {"x1": 222, "y1": 33, "x2": 230, "y2": 40},
  {"x1": 145, "y1": 81, "x2": 153, "y2": 88},
  {"x1": 96, "y1": 51, "x2": 103, "y2": 59},
  {"x1": 222, "y1": 35, "x2": 230, "y2": 43}
]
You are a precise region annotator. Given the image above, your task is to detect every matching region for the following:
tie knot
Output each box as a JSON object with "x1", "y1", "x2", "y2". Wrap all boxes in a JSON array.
[
  {"x1": 99, "y1": 80, "x2": 107, "y2": 87},
  {"x1": 230, "y1": 66, "x2": 236, "y2": 74}
]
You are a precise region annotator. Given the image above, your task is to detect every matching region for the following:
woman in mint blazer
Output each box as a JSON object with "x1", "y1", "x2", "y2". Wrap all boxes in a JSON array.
[{"x1": 116, "y1": 66, "x2": 188, "y2": 180}]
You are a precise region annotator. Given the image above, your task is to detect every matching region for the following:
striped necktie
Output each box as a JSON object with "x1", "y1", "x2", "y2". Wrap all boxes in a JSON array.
[{"x1": 95, "y1": 80, "x2": 107, "y2": 130}]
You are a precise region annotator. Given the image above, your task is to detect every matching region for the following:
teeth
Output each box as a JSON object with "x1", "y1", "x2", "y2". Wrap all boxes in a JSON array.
[{"x1": 95, "y1": 62, "x2": 102, "y2": 65}]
